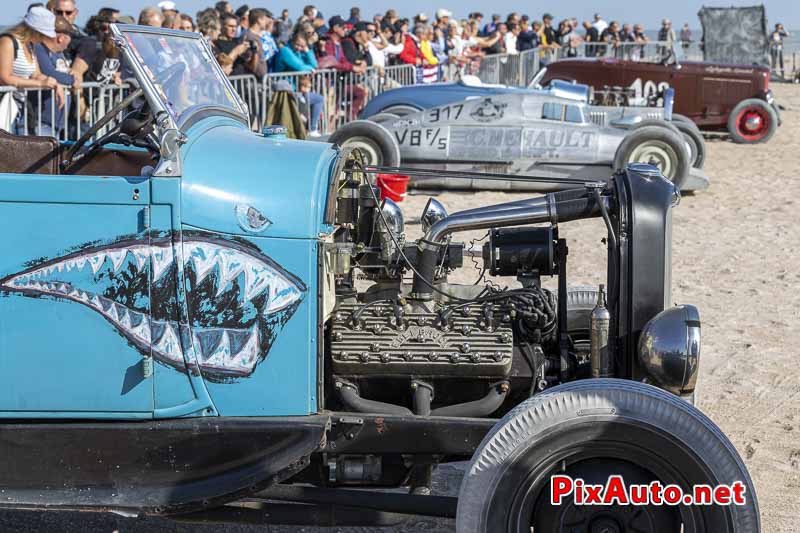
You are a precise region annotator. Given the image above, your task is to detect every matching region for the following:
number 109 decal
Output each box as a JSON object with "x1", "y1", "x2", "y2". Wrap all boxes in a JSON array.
[{"x1": 629, "y1": 78, "x2": 670, "y2": 105}]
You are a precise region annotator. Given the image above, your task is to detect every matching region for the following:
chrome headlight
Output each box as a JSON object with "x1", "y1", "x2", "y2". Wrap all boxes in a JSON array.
[
  {"x1": 380, "y1": 197, "x2": 404, "y2": 235},
  {"x1": 637, "y1": 305, "x2": 700, "y2": 395}
]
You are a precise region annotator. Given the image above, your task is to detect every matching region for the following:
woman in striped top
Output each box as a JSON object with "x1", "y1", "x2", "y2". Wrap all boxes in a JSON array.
[{"x1": 0, "y1": 6, "x2": 64, "y2": 135}]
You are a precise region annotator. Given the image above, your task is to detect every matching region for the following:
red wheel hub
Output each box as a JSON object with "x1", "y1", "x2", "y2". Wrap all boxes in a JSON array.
[{"x1": 735, "y1": 106, "x2": 770, "y2": 141}]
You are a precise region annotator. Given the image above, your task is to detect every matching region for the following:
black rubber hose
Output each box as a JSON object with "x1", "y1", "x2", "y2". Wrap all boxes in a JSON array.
[
  {"x1": 553, "y1": 196, "x2": 602, "y2": 223},
  {"x1": 411, "y1": 246, "x2": 441, "y2": 299},
  {"x1": 430, "y1": 382, "x2": 509, "y2": 417},
  {"x1": 337, "y1": 382, "x2": 413, "y2": 415}
]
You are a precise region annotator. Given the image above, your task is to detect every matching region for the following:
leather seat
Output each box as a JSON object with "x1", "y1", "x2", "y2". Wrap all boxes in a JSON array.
[{"x1": 0, "y1": 129, "x2": 60, "y2": 174}]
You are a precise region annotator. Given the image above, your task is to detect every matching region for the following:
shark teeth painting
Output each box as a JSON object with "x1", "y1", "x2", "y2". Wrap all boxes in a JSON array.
[{"x1": 0, "y1": 233, "x2": 306, "y2": 381}]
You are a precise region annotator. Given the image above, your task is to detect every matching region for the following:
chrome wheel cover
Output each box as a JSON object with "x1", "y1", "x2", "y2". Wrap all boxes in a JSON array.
[{"x1": 628, "y1": 140, "x2": 678, "y2": 180}]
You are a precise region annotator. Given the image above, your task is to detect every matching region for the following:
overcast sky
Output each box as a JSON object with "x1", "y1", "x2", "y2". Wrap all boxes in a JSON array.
[{"x1": 12, "y1": 0, "x2": 799, "y2": 29}]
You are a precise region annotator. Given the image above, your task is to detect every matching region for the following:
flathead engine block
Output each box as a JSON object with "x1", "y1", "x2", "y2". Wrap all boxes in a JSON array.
[{"x1": 329, "y1": 300, "x2": 514, "y2": 378}]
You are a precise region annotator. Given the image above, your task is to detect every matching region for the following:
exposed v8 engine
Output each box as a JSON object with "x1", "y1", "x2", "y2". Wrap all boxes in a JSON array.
[{"x1": 323, "y1": 156, "x2": 618, "y2": 417}]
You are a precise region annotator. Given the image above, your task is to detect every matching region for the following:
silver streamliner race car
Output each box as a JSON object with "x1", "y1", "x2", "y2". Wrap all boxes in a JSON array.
[{"x1": 329, "y1": 81, "x2": 708, "y2": 192}]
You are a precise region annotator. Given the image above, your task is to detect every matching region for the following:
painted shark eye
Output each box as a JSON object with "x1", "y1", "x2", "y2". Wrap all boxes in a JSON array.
[{"x1": 235, "y1": 204, "x2": 272, "y2": 233}]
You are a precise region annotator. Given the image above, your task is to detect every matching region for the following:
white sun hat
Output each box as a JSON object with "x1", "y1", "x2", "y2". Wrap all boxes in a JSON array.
[
  {"x1": 24, "y1": 6, "x2": 56, "y2": 38},
  {"x1": 158, "y1": 1, "x2": 178, "y2": 11}
]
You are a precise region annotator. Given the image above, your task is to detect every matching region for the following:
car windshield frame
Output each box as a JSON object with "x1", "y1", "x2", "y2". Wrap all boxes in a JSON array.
[{"x1": 110, "y1": 24, "x2": 248, "y2": 131}]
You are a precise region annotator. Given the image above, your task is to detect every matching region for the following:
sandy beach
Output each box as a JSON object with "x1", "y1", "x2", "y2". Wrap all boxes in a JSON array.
[{"x1": 1, "y1": 83, "x2": 797, "y2": 532}]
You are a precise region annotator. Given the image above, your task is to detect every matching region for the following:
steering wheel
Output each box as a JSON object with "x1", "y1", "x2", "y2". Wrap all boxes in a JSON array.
[
  {"x1": 61, "y1": 87, "x2": 144, "y2": 172},
  {"x1": 61, "y1": 63, "x2": 187, "y2": 173}
]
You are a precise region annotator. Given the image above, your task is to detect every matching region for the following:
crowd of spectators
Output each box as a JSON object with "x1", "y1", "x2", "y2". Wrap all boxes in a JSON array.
[{"x1": 0, "y1": 1, "x2": 704, "y2": 137}]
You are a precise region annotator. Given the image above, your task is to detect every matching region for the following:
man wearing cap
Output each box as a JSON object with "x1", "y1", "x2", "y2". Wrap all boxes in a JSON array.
[
  {"x1": 541, "y1": 14, "x2": 557, "y2": 47},
  {"x1": 341, "y1": 21, "x2": 372, "y2": 68},
  {"x1": 158, "y1": 1, "x2": 178, "y2": 18},
  {"x1": 435, "y1": 9, "x2": 451, "y2": 27},
  {"x1": 35, "y1": 15, "x2": 76, "y2": 89},
  {"x1": 320, "y1": 16, "x2": 367, "y2": 119},
  {"x1": 323, "y1": 16, "x2": 365, "y2": 74}
]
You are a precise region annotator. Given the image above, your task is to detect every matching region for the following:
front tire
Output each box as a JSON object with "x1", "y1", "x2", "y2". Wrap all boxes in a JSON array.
[
  {"x1": 672, "y1": 113, "x2": 697, "y2": 127},
  {"x1": 727, "y1": 99, "x2": 778, "y2": 144},
  {"x1": 614, "y1": 125, "x2": 690, "y2": 190},
  {"x1": 328, "y1": 120, "x2": 401, "y2": 167},
  {"x1": 672, "y1": 119, "x2": 706, "y2": 169},
  {"x1": 456, "y1": 379, "x2": 759, "y2": 533}
]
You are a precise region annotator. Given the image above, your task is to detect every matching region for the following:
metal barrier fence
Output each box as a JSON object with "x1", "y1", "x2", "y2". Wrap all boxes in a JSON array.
[
  {"x1": 0, "y1": 65, "x2": 416, "y2": 141},
  {"x1": 2, "y1": 40, "x2": 796, "y2": 142},
  {"x1": 447, "y1": 40, "x2": 800, "y2": 88},
  {"x1": 259, "y1": 64, "x2": 416, "y2": 134},
  {"x1": 0, "y1": 82, "x2": 129, "y2": 140},
  {"x1": 228, "y1": 74, "x2": 262, "y2": 127}
]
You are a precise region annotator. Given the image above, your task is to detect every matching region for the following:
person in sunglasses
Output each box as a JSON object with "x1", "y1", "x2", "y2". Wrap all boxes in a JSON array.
[{"x1": 47, "y1": 0, "x2": 94, "y2": 87}]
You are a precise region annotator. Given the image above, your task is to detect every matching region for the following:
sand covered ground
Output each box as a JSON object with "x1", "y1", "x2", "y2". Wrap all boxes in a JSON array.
[{"x1": 1, "y1": 84, "x2": 798, "y2": 532}]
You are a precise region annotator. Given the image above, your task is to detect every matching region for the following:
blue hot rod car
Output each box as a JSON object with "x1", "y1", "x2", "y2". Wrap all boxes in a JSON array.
[{"x1": 0, "y1": 25, "x2": 758, "y2": 532}]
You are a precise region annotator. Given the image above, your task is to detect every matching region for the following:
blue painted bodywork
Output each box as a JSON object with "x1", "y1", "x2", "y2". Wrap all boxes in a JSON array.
[
  {"x1": 181, "y1": 117, "x2": 336, "y2": 239},
  {"x1": 359, "y1": 81, "x2": 533, "y2": 119},
  {"x1": 0, "y1": 115, "x2": 338, "y2": 420}
]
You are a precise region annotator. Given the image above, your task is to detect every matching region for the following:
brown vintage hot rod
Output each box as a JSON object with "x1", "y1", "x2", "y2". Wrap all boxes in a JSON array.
[{"x1": 534, "y1": 49, "x2": 780, "y2": 144}]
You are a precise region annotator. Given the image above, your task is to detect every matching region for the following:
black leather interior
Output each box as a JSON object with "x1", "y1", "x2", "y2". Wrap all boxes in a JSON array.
[
  {"x1": 67, "y1": 147, "x2": 156, "y2": 176},
  {"x1": 0, "y1": 130, "x2": 154, "y2": 176}
]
